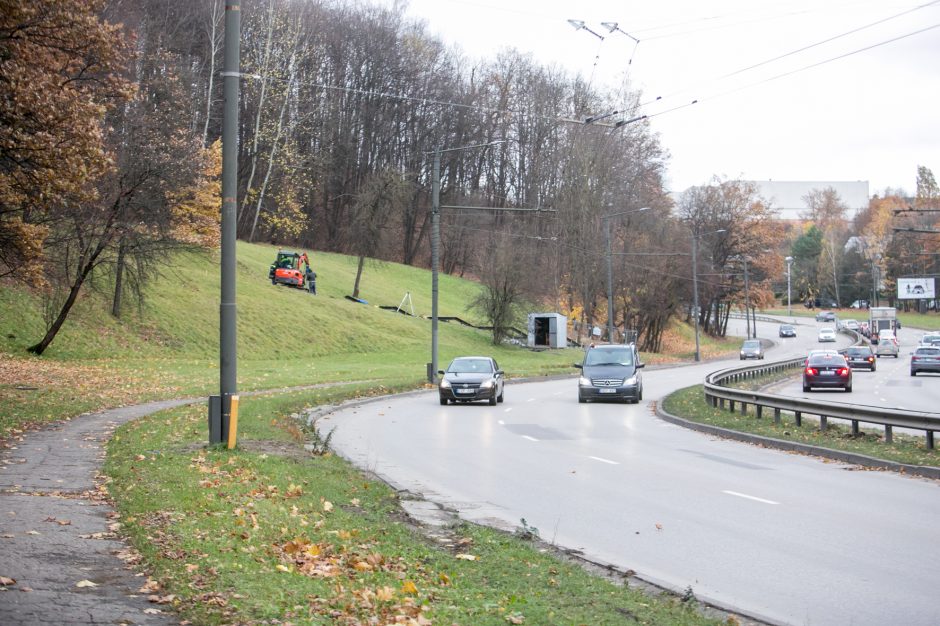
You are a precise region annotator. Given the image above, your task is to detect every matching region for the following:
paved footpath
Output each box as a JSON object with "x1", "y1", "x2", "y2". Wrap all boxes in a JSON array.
[{"x1": 0, "y1": 400, "x2": 191, "y2": 625}]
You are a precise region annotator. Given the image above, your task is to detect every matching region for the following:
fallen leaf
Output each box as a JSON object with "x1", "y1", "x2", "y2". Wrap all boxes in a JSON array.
[
  {"x1": 376, "y1": 586, "x2": 395, "y2": 602},
  {"x1": 322, "y1": 500, "x2": 333, "y2": 513},
  {"x1": 75, "y1": 580, "x2": 98, "y2": 588},
  {"x1": 455, "y1": 553, "x2": 478, "y2": 561},
  {"x1": 26, "y1": 530, "x2": 39, "y2": 536},
  {"x1": 401, "y1": 580, "x2": 418, "y2": 595},
  {"x1": 655, "y1": 523, "x2": 663, "y2": 531},
  {"x1": 0, "y1": 576, "x2": 15, "y2": 586},
  {"x1": 143, "y1": 608, "x2": 163, "y2": 614}
]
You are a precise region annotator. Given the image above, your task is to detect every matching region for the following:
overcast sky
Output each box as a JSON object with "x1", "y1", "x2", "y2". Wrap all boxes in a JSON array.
[{"x1": 376, "y1": 0, "x2": 940, "y2": 195}]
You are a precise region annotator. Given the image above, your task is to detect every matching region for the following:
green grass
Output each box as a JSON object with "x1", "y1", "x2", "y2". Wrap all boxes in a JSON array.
[
  {"x1": 2, "y1": 243, "x2": 743, "y2": 623},
  {"x1": 662, "y1": 383, "x2": 940, "y2": 468},
  {"x1": 105, "y1": 388, "x2": 724, "y2": 625}
]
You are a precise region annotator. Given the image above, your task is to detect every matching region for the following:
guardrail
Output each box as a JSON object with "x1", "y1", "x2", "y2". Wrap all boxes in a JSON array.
[{"x1": 703, "y1": 329, "x2": 939, "y2": 449}]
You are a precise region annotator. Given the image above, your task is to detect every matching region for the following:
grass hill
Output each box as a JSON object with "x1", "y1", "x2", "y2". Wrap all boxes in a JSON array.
[{"x1": 0, "y1": 242, "x2": 581, "y2": 434}]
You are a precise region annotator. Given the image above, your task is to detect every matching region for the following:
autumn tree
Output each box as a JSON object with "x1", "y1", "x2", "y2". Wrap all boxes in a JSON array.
[
  {"x1": 803, "y1": 187, "x2": 849, "y2": 305},
  {"x1": 0, "y1": 0, "x2": 132, "y2": 281}
]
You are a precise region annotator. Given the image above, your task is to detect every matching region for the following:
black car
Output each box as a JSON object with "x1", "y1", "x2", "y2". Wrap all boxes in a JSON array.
[
  {"x1": 843, "y1": 345, "x2": 876, "y2": 371},
  {"x1": 803, "y1": 352, "x2": 852, "y2": 392},
  {"x1": 778, "y1": 324, "x2": 796, "y2": 338},
  {"x1": 575, "y1": 344, "x2": 644, "y2": 404},
  {"x1": 910, "y1": 346, "x2": 940, "y2": 376},
  {"x1": 438, "y1": 357, "x2": 504, "y2": 405},
  {"x1": 815, "y1": 311, "x2": 836, "y2": 322}
]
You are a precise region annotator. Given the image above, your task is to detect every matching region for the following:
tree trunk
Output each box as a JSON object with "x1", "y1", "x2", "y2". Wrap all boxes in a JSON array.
[
  {"x1": 352, "y1": 254, "x2": 365, "y2": 299},
  {"x1": 111, "y1": 238, "x2": 126, "y2": 317},
  {"x1": 29, "y1": 238, "x2": 109, "y2": 356},
  {"x1": 201, "y1": 0, "x2": 223, "y2": 148},
  {"x1": 249, "y1": 65, "x2": 295, "y2": 242}
]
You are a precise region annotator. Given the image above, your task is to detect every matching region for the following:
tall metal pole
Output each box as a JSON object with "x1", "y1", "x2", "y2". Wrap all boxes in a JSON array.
[
  {"x1": 692, "y1": 234, "x2": 701, "y2": 362},
  {"x1": 219, "y1": 1, "x2": 240, "y2": 440},
  {"x1": 786, "y1": 256, "x2": 793, "y2": 317},
  {"x1": 605, "y1": 219, "x2": 614, "y2": 343},
  {"x1": 430, "y1": 148, "x2": 441, "y2": 383},
  {"x1": 743, "y1": 256, "x2": 751, "y2": 338}
]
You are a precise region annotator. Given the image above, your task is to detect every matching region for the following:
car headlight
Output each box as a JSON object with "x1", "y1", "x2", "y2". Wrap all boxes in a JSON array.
[
  {"x1": 578, "y1": 376, "x2": 592, "y2": 387},
  {"x1": 625, "y1": 375, "x2": 638, "y2": 386},
  {"x1": 480, "y1": 378, "x2": 495, "y2": 389},
  {"x1": 439, "y1": 379, "x2": 451, "y2": 389}
]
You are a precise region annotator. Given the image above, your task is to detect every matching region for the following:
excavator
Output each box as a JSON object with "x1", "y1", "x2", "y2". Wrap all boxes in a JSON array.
[{"x1": 268, "y1": 250, "x2": 312, "y2": 289}]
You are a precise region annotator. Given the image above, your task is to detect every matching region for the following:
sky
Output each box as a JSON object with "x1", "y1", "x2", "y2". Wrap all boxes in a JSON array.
[{"x1": 375, "y1": 0, "x2": 940, "y2": 196}]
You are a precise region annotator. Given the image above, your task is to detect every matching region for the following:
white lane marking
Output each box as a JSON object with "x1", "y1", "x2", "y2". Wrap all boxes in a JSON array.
[
  {"x1": 498, "y1": 420, "x2": 505, "y2": 425},
  {"x1": 504, "y1": 408, "x2": 513, "y2": 413},
  {"x1": 527, "y1": 398, "x2": 536, "y2": 402},
  {"x1": 722, "y1": 490, "x2": 779, "y2": 505},
  {"x1": 521, "y1": 435, "x2": 539, "y2": 442},
  {"x1": 589, "y1": 456, "x2": 620, "y2": 465}
]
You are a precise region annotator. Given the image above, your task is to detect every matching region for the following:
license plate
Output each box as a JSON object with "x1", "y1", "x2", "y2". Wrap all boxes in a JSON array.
[
  {"x1": 456, "y1": 388, "x2": 474, "y2": 394},
  {"x1": 599, "y1": 388, "x2": 616, "y2": 394},
  {"x1": 821, "y1": 371, "x2": 834, "y2": 376}
]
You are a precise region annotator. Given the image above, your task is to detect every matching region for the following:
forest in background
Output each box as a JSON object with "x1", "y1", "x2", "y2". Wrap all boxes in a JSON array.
[{"x1": 2, "y1": 0, "x2": 938, "y2": 356}]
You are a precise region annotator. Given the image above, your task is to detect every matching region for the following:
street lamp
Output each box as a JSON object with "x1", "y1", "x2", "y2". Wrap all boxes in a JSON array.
[
  {"x1": 785, "y1": 256, "x2": 793, "y2": 317},
  {"x1": 691, "y1": 228, "x2": 726, "y2": 362},
  {"x1": 730, "y1": 255, "x2": 753, "y2": 339},
  {"x1": 429, "y1": 141, "x2": 505, "y2": 383},
  {"x1": 603, "y1": 207, "x2": 650, "y2": 343}
]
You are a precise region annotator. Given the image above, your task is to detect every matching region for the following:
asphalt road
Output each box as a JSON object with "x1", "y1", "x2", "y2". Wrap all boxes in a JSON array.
[{"x1": 319, "y1": 317, "x2": 940, "y2": 626}]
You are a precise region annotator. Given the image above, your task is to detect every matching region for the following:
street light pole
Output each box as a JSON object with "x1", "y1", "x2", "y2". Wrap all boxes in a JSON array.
[
  {"x1": 602, "y1": 207, "x2": 650, "y2": 344},
  {"x1": 692, "y1": 234, "x2": 702, "y2": 362},
  {"x1": 430, "y1": 147, "x2": 441, "y2": 383},
  {"x1": 691, "y1": 228, "x2": 726, "y2": 362},
  {"x1": 785, "y1": 256, "x2": 793, "y2": 317},
  {"x1": 741, "y1": 256, "x2": 752, "y2": 339}
]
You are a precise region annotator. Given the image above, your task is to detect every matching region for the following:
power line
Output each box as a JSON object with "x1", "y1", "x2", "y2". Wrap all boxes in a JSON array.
[{"x1": 642, "y1": 0, "x2": 940, "y2": 107}]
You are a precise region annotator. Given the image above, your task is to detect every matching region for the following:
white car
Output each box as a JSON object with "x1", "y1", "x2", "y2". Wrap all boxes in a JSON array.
[
  {"x1": 841, "y1": 319, "x2": 859, "y2": 331},
  {"x1": 918, "y1": 333, "x2": 940, "y2": 347},
  {"x1": 875, "y1": 330, "x2": 899, "y2": 357},
  {"x1": 817, "y1": 328, "x2": 836, "y2": 342}
]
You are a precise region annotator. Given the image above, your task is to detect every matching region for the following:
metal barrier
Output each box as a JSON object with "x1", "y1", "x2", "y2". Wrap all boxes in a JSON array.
[{"x1": 703, "y1": 329, "x2": 939, "y2": 449}]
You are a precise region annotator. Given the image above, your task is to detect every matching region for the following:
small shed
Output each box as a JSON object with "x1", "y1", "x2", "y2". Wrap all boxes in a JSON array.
[{"x1": 527, "y1": 313, "x2": 567, "y2": 349}]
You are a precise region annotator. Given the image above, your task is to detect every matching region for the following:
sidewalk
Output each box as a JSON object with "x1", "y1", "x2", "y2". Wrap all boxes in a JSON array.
[{"x1": 0, "y1": 400, "x2": 189, "y2": 625}]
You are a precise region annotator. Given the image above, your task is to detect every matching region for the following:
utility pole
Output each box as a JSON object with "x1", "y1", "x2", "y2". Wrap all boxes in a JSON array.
[
  {"x1": 429, "y1": 148, "x2": 440, "y2": 383},
  {"x1": 213, "y1": 0, "x2": 240, "y2": 444}
]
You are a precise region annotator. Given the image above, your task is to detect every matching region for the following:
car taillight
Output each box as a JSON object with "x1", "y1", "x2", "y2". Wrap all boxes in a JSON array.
[
  {"x1": 912, "y1": 356, "x2": 919, "y2": 362},
  {"x1": 805, "y1": 367, "x2": 818, "y2": 375},
  {"x1": 838, "y1": 368, "x2": 849, "y2": 377},
  {"x1": 867, "y1": 356, "x2": 874, "y2": 362}
]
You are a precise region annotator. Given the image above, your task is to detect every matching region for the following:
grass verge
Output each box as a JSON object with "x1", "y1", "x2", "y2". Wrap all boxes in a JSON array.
[
  {"x1": 105, "y1": 386, "x2": 726, "y2": 625},
  {"x1": 662, "y1": 382, "x2": 940, "y2": 469}
]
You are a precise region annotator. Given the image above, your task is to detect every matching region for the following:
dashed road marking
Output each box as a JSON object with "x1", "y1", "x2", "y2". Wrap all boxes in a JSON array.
[
  {"x1": 589, "y1": 456, "x2": 620, "y2": 465},
  {"x1": 722, "y1": 490, "x2": 779, "y2": 505},
  {"x1": 521, "y1": 435, "x2": 539, "y2": 442}
]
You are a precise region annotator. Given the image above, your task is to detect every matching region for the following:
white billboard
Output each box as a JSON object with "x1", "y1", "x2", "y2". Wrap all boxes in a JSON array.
[{"x1": 897, "y1": 277, "x2": 936, "y2": 299}]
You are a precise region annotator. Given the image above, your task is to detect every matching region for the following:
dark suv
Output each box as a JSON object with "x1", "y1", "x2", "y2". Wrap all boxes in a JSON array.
[{"x1": 575, "y1": 344, "x2": 644, "y2": 404}]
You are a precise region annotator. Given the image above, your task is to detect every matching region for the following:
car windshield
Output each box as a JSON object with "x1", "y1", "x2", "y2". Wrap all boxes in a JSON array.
[
  {"x1": 781, "y1": 325, "x2": 793, "y2": 331},
  {"x1": 584, "y1": 348, "x2": 633, "y2": 366},
  {"x1": 743, "y1": 340, "x2": 760, "y2": 349},
  {"x1": 846, "y1": 347, "x2": 870, "y2": 356},
  {"x1": 448, "y1": 359, "x2": 493, "y2": 374},
  {"x1": 916, "y1": 348, "x2": 940, "y2": 356}
]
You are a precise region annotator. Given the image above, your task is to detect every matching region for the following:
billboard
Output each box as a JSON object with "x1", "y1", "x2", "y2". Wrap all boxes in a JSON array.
[{"x1": 897, "y1": 277, "x2": 936, "y2": 299}]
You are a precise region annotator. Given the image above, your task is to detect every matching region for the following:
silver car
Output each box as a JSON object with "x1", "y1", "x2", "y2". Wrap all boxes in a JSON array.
[{"x1": 874, "y1": 330, "x2": 899, "y2": 357}]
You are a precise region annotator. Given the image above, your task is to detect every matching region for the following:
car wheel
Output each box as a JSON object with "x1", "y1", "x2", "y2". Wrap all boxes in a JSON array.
[
  {"x1": 638, "y1": 387, "x2": 643, "y2": 401},
  {"x1": 845, "y1": 385, "x2": 852, "y2": 392},
  {"x1": 803, "y1": 384, "x2": 811, "y2": 392},
  {"x1": 440, "y1": 397, "x2": 448, "y2": 405},
  {"x1": 911, "y1": 370, "x2": 916, "y2": 377},
  {"x1": 497, "y1": 391, "x2": 504, "y2": 403},
  {"x1": 578, "y1": 394, "x2": 586, "y2": 403},
  {"x1": 489, "y1": 395, "x2": 497, "y2": 406}
]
